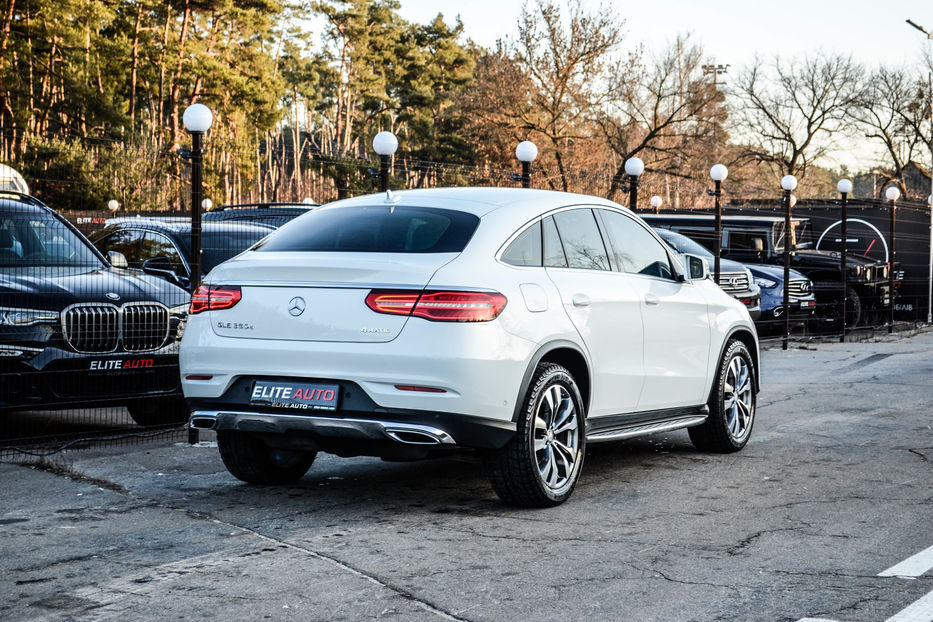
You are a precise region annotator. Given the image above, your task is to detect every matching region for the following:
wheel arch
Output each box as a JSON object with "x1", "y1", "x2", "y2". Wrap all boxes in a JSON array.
[
  {"x1": 513, "y1": 341, "x2": 591, "y2": 422},
  {"x1": 708, "y1": 328, "x2": 760, "y2": 401}
]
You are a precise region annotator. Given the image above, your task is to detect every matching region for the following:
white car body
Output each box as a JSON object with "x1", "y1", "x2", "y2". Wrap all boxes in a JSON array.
[{"x1": 181, "y1": 188, "x2": 759, "y2": 505}]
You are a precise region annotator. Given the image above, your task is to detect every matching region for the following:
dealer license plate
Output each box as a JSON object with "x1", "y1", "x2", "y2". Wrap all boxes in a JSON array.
[{"x1": 249, "y1": 381, "x2": 339, "y2": 411}]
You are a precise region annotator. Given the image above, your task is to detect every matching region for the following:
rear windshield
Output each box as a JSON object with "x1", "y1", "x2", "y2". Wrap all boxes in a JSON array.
[{"x1": 254, "y1": 205, "x2": 479, "y2": 253}]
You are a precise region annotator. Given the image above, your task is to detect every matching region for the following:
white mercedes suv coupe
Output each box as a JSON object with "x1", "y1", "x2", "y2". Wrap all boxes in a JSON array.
[{"x1": 181, "y1": 188, "x2": 759, "y2": 507}]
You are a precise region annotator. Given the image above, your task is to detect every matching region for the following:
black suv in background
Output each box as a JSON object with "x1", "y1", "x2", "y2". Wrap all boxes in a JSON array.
[
  {"x1": 643, "y1": 214, "x2": 890, "y2": 331},
  {"x1": 91, "y1": 218, "x2": 272, "y2": 289},
  {"x1": 202, "y1": 202, "x2": 315, "y2": 229},
  {"x1": 0, "y1": 194, "x2": 189, "y2": 425}
]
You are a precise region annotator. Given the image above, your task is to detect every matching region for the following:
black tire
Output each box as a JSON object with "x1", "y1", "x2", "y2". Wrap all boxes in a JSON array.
[
  {"x1": 127, "y1": 397, "x2": 189, "y2": 427},
  {"x1": 809, "y1": 286, "x2": 860, "y2": 333},
  {"x1": 217, "y1": 431, "x2": 317, "y2": 485},
  {"x1": 689, "y1": 340, "x2": 756, "y2": 453},
  {"x1": 487, "y1": 363, "x2": 586, "y2": 508}
]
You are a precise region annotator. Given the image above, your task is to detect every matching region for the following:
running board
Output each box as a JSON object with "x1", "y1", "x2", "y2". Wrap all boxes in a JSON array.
[{"x1": 586, "y1": 413, "x2": 708, "y2": 443}]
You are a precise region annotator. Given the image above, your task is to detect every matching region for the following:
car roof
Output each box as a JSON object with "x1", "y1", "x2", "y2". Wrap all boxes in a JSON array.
[
  {"x1": 211, "y1": 203, "x2": 313, "y2": 212},
  {"x1": 324, "y1": 187, "x2": 627, "y2": 220},
  {"x1": 102, "y1": 216, "x2": 272, "y2": 235},
  {"x1": 0, "y1": 194, "x2": 53, "y2": 215},
  {"x1": 644, "y1": 213, "x2": 807, "y2": 224}
]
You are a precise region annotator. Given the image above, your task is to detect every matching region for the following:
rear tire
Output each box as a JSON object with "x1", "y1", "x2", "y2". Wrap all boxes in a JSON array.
[
  {"x1": 487, "y1": 363, "x2": 585, "y2": 507},
  {"x1": 217, "y1": 431, "x2": 317, "y2": 484},
  {"x1": 689, "y1": 340, "x2": 756, "y2": 453},
  {"x1": 127, "y1": 397, "x2": 189, "y2": 427}
]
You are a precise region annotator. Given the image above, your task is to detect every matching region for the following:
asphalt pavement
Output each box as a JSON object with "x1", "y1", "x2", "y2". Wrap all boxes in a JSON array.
[{"x1": 2, "y1": 330, "x2": 932, "y2": 622}]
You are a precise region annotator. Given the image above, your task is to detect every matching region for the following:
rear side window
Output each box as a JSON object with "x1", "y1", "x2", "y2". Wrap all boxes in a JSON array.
[
  {"x1": 552, "y1": 209, "x2": 610, "y2": 270},
  {"x1": 543, "y1": 217, "x2": 567, "y2": 267},
  {"x1": 255, "y1": 205, "x2": 479, "y2": 253},
  {"x1": 501, "y1": 221, "x2": 542, "y2": 266}
]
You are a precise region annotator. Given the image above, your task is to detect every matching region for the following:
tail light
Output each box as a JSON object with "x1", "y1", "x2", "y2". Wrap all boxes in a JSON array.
[
  {"x1": 365, "y1": 290, "x2": 507, "y2": 322},
  {"x1": 189, "y1": 285, "x2": 242, "y2": 314}
]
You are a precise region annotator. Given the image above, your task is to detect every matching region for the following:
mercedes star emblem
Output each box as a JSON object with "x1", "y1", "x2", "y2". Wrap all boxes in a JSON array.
[{"x1": 288, "y1": 296, "x2": 306, "y2": 317}]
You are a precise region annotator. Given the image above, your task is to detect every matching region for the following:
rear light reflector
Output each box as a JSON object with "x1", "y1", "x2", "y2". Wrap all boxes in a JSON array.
[
  {"x1": 394, "y1": 385, "x2": 447, "y2": 393},
  {"x1": 366, "y1": 290, "x2": 507, "y2": 322},
  {"x1": 185, "y1": 374, "x2": 214, "y2": 381},
  {"x1": 189, "y1": 285, "x2": 242, "y2": 314}
]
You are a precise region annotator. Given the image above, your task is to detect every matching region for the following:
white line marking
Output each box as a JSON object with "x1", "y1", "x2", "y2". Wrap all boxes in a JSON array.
[
  {"x1": 884, "y1": 588, "x2": 933, "y2": 622},
  {"x1": 879, "y1": 544, "x2": 933, "y2": 579}
]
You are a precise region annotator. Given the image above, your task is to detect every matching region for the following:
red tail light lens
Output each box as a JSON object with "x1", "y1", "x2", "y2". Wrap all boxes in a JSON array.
[
  {"x1": 366, "y1": 289, "x2": 507, "y2": 322},
  {"x1": 365, "y1": 291, "x2": 420, "y2": 316},
  {"x1": 189, "y1": 285, "x2": 242, "y2": 314}
]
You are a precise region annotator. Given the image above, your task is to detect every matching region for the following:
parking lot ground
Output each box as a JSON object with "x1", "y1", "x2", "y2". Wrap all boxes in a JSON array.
[{"x1": 2, "y1": 330, "x2": 932, "y2": 622}]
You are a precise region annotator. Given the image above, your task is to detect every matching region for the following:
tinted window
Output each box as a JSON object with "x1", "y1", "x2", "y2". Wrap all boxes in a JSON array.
[
  {"x1": 0, "y1": 207, "x2": 103, "y2": 267},
  {"x1": 501, "y1": 221, "x2": 542, "y2": 266},
  {"x1": 201, "y1": 228, "x2": 270, "y2": 272},
  {"x1": 95, "y1": 229, "x2": 145, "y2": 268},
  {"x1": 551, "y1": 209, "x2": 610, "y2": 270},
  {"x1": 543, "y1": 216, "x2": 567, "y2": 267},
  {"x1": 142, "y1": 232, "x2": 187, "y2": 275},
  {"x1": 255, "y1": 206, "x2": 479, "y2": 254},
  {"x1": 655, "y1": 228, "x2": 713, "y2": 258},
  {"x1": 599, "y1": 210, "x2": 673, "y2": 279}
]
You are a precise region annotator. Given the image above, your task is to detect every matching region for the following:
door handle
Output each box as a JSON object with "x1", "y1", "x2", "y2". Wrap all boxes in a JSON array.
[
  {"x1": 571, "y1": 294, "x2": 591, "y2": 307},
  {"x1": 645, "y1": 293, "x2": 661, "y2": 306}
]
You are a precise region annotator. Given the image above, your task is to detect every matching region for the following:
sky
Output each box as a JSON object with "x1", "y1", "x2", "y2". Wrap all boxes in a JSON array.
[
  {"x1": 397, "y1": 0, "x2": 932, "y2": 70},
  {"x1": 394, "y1": 0, "x2": 933, "y2": 170}
]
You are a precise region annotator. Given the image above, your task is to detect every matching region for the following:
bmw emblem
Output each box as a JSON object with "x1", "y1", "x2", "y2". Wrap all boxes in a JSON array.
[
  {"x1": 288, "y1": 296, "x2": 306, "y2": 317},
  {"x1": 105, "y1": 292, "x2": 120, "y2": 301}
]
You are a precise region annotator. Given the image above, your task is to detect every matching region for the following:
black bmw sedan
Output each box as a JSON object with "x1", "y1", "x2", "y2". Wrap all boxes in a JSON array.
[{"x1": 0, "y1": 194, "x2": 189, "y2": 426}]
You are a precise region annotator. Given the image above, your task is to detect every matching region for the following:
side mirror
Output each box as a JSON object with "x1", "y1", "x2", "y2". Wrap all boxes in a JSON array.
[
  {"x1": 142, "y1": 257, "x2": 189, "y2": 288},
  {"x1": 678, "y1": 253, "x2": 710, "y2": 282},
  {"x1": 108, "y1": 250, "x2": 128, "y2": 268}
]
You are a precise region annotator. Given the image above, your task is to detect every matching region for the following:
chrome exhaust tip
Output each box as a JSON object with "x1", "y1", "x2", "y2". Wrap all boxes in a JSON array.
[
  {"x1": 189, "y1": 414, "x2": 218, "y2": 430},
  {"x1": 384, "y1": 428, "x2": 446, "y2": 445}
]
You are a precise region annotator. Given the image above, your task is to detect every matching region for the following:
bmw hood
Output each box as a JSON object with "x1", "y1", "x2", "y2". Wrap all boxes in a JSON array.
[{"x1": 0, "y1": 265, "x2": 189, "y2": 311}]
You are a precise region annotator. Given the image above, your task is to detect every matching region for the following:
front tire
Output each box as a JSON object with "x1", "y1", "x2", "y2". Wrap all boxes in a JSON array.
[
  {"x1": 689, "y1": 340, "x2": 756, "y2": 453},
  {"x1": 217, "y1": 431, "x2": 317, "y2": 485},
  {"x1": 487, "y1": 363, "x2": 585, "y2": 507}
]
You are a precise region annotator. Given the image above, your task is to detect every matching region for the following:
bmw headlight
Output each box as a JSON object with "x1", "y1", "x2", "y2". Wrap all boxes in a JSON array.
[
  {"x1": 0, "y1": 307, "x2": 59, "y2": 326},
  {"x1": 755, "y1": 277, "x2": 778, "y2": 289}
]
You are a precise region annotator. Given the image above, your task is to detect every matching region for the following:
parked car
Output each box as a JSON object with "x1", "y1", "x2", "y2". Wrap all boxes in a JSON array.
[
  {"x1": 652, "y1": 228, "x2": 815, "y2": 331},
  {"x1": 653, "y1": 228, "x2": 761, "y2": 320},
  {"x1": 0, "y1": 193, "x2": 189, "y2": 426},
  {"x1": 642, "y1": 214, "x2": 890, "y2": 331},
  {"x1": 202, "y1": 203, "x2": 316, "y2": 229},
  {"x1": 746, "y1": 263, "x2": 817, "y2": 332},
  {"x1": 0, "y1": 163, "x2": 29, "y2": 194},
  {"x1": 91, "y1": 218, "x2": 272, "y2": 289},
  {"x1": 181, "y1": 188, "x2": 760, "y2": 507}
]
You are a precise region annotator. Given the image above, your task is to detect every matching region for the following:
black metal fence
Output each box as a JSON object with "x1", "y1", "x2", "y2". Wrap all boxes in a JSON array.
[{"x1": 1, "y1": 154, "x2": 930, "y2": 458}]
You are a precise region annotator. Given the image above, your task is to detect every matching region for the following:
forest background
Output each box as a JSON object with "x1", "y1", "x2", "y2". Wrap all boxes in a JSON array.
[{"x1": 2, "y1": 0, "x2": 932, "y2": 211}]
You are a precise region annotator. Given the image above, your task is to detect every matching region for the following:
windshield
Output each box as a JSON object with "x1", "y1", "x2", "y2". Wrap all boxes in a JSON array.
[
  {"x1": 654, "y1": 229, "x2": 713, "y2": 258},
  {"x1": 254, "y1": 205, "x2": 480, "y2": 254},
  {"x1": 0, "y1": 206, "x2": 103, "y2": 268},
  {"x1": 774, "y1": 220, "x2": 812, "y2": 253}
]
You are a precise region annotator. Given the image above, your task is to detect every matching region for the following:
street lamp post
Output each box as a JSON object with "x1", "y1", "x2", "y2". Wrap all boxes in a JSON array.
[
  {"x1": 183, "y1": 103, "x2": 213, "y2": 294},
  {"x1": 781, "y1": 174, "x2": 798, "y2": 351},
  {"x1": 515, "y1": 141, "x2": 538, "y2": 189},
  {"x1": 710, "y1": 164, "x2": 728, "y2": 283},
  {"x1": 107, "y1": 199, "x2": 120, "y2": 213},
  {"x1": 837, "y1": 178, "x2": 853, "y2": 342},
  {"x1": 373, "y1": 131, "x2": 398, "y2": 193},
  {"x1": 886, "y1": 185, "x2": 901, "y2": 333},
  {"x1": 625, "y1": 157, "x2": 645, "y2": 210},
  {"x1": 201, "y1": 198, "x2": 213, "y2": 211},
  {"x1": 649, "y1": 195, "x2": 663, "y2": 214},
  {"x1": 906, "y1": 18, "x2": 933, "y2": 323}
]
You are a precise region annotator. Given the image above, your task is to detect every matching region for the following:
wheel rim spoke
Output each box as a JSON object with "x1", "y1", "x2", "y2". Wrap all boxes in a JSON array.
[
  {"x1": 534, "y1": 382, "x2": 578, "y2": 490},
  {"x1": 723, "y1": 355, "x2": 754, "y2": 441}
]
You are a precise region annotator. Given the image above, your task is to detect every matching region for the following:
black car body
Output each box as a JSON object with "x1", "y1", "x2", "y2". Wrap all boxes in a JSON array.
[
  {"x1": 202, "y1": 203, "x2": 315, "y2": 229},
  {"x1": 653, "y1": 228, "x2": 762, "y2": 320},
  {"x1": 91, "y1": 218, "x2": 272, "y2": 289},
  {"x1": 0, "y1": 194, "x2": 189, "y2": 424},
  {"x1": 643, "y1": 214, "x2": 890, "y2": 330}
]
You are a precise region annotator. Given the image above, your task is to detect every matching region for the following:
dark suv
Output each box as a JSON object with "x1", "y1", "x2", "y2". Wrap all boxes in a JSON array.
[
  {"x1": 0, "y1": 194, "x2": 189, "y2": 425},
  {"x1": 202, "y1": 203, "x2": 315, "y2": 229},
  {"x1": 642, "y1": 214, "x2": 890, "y2": 330}
]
